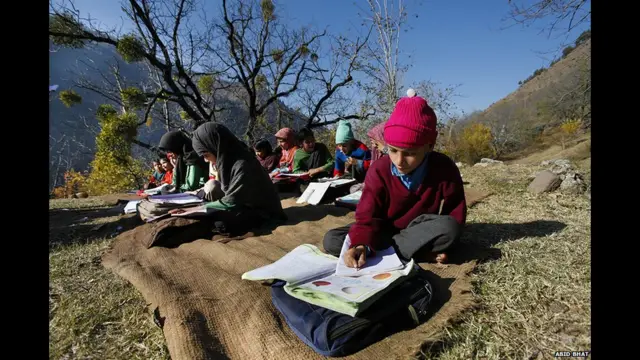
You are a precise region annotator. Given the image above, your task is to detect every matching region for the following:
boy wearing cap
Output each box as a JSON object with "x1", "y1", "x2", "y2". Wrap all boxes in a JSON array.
[
  {"x1": 333, "y1": 120, "x2": 372, "y2": 182},
  {"x1": 323, "y1": 89, "x2": 466, "y2": 266}
]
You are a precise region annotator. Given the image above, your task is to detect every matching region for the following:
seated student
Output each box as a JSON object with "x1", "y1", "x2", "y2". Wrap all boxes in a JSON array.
[
  {"x1": 159, "y1": 157, "x2": 174, "y2": 184},
  {"x1": 323, "y1": 89, "x2": 466, "y2": 265},
  {"x1": 158, "y1": 130, "x2": 209, "y2": 193},
  {"x1": 270, "y1": 127, "x2": 299, "y2": 177},
  {"x1": 349, "y1": 122, "x2": 388, "y2": 194},
  {"x1": 292, "y1": 128, "x2": 334, "y2": 179},
  {"x1": 254, "y1": 138, "x2": 280, "y2": 173},
  {"x1": 333, "y1": 120, "x2": 372, "y2": 182},
  {"x1": 144, "y1": 159, "x2": 166, "y2": 189},
  {"x1": 368, "y1": 122, "x2": 387, "y2": 164},
  {"x1": 169, "y1": 123, "x2": 287, "y2": 235}
]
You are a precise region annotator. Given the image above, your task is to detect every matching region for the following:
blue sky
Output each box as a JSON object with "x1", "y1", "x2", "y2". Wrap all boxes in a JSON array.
[{"x1": 66, "y1": 0, "x2": 590, "y2": 115}]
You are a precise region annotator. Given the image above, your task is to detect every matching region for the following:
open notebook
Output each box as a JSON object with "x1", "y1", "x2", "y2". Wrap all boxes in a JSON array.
[
  {"x1": 143, "y1": 183, "x2": 170, "y2": 195},
  {"x1": 147, "y1": 193, "x2": 203, "y2": 205},
  {"x1": 335, "y1": 235, "x2": 405, "y2": 277},
  {"x1": 242, "y1": 244, "x2": 414, "y2": 316}
]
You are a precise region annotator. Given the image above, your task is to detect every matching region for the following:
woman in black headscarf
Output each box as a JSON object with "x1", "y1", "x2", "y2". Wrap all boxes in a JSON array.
[
  {"x1": 169, "y1": 123, "x2": 287, "y2": 234},
  {"x1": 157, "y1": 130, "x2": 209, "y2": 192}
]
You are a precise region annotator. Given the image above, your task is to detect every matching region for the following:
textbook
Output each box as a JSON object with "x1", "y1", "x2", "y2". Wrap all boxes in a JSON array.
[
  {"x1": 334, "y1": 235, "x2": 405, "y2": 277},
  {"x1": 143, "y1": 183, "x2": 171, "y2": 195},
  {"x1": 148, "y1": 193, "x2": 203, "y2": 205},
  {"x1": 242, "y1": 244, "x2": 414, "y2": 317}
]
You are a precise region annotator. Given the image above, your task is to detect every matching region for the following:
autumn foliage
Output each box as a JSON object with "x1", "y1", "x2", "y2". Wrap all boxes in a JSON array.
[
  {"x1": 84, "y1": 105, "x2": 147, "y2": 195},
  {"x1": 51, "y1": 170, "x2": 88, "y2": 198},
  {"x1": 442, "y1": 122, "x2": 496, "y2": 164}
]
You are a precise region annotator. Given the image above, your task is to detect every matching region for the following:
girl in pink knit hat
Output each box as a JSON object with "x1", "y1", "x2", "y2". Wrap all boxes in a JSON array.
[{"x1": 324, "y1": 89, "x2": 467, "y2": 266}]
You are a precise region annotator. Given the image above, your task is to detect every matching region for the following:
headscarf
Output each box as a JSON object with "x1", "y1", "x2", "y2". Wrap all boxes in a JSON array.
[
  {"x1": 158, "y1": 130, "x2": 207, "y2": 190},
  {"x1": 367, "y1": 122, "x2": 387, "y2": 163},
  {"x1": 192, "y1": 123, "x2": 286, "y2": 221},
  {"x1": 274, "y1": 128, "x2": 296, "y2": 149},
  {"x1": 192, "y1": 123, "x2": 255, "y2": 196}
]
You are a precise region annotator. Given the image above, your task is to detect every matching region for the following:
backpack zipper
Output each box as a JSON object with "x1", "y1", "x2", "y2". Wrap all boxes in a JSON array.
[{"x1": 328, "y1": 318, "x2": 371, "y2": 341}]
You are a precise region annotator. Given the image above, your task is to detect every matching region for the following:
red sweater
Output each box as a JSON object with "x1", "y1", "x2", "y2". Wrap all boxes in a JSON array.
[{"x1": 348, "y1": 152, "x2": 467, "y2": 250}]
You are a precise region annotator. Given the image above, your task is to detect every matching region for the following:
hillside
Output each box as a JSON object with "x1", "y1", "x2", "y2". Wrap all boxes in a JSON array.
[
  {"x1": 487, "y1": 39, "x2": 591, "y2": 116},
  {"x1": 458, "y1": 36, "x2": 591, "y2": 160}
]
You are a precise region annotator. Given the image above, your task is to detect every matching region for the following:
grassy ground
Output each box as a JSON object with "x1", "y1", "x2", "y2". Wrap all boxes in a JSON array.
[
  {"x1": 49, "y1": 162, "x2": 590, "y2": 360},
  {"x1": 49, "y1": 202, "x2": 170, "y2": 359}
]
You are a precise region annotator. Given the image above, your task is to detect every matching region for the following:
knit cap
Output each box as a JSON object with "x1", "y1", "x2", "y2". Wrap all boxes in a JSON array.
[
  {"x1": 383, "y1": 88, "x2": 438, "y2": 148},
  {"x1": 335, "y1": 120, "x2": 355, "y2": 144}
]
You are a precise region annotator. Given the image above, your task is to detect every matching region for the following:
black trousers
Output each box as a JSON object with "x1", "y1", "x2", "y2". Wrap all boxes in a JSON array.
[{"x1": 322, "y1": 214, "x2": 461, "y2": 260}]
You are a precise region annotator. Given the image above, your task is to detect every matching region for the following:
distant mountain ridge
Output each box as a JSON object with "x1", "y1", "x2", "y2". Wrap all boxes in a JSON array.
[{"x1": 49, "y1": 43, "x2": 306, "y2": 189}]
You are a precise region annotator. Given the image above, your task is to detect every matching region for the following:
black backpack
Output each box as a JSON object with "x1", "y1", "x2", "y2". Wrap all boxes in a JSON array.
[{"x1": 270, "y1": 268, "x2": 434, "y2": 357}]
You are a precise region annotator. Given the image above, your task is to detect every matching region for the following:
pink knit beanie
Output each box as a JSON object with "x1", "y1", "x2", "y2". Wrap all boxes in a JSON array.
[{"x1": 384, "y1": 88, "x2": 438, "y2": 148}]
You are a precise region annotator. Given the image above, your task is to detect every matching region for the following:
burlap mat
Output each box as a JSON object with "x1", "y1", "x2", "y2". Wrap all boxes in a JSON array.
[{"x1": 102, "y1": 193, "x2": 487, "y2": 360}]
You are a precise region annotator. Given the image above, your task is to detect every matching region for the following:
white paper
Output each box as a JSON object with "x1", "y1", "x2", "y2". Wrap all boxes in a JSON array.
[
  {"x1": 336, "y1": 190, "x2": 362, "y2": 204},
  {"x1": 148, "y1": 193, "x2": 203, "y2": 205},
  {"x1": 296, "y1": 182, "x2": 331, "y2": 205},
  {"x1": 328, "y1": 178, "x2": 357, "y2": 187},
  {"x1": 335, "y1": 235, "x2": 405, "y2": 277},
  {"x1": 143, "y1": 183, "x2": 170, "y2": 194},
  {"x1": 123, "y1": 200, "x2": 141, "y2": 214},
  {"x1": 242, "y1": 244, "x2": 337, "y2": 285},
  {"x1": 277, "y1": 173, "x2": 306, "y2": 177},
  {"x1": 171, "y1": 206, "x2": 208, "y2": 217}
]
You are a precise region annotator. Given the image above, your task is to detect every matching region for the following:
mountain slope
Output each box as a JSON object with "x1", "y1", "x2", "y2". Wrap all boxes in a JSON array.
[
  {"x1": 49, "y1": 44, "x2": 306, "y2": 189},
  {"x1": 464, "y1": 38, "x2": 591, "y2": 138}
]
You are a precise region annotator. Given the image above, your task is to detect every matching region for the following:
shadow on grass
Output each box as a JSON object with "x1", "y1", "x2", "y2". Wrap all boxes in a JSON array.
[
  {"x1": 49, "y1": 203, "x2": 143, "y2": 248},
  {"x1": 439, "y1": 220, "x2": 568, "y2": 265}
]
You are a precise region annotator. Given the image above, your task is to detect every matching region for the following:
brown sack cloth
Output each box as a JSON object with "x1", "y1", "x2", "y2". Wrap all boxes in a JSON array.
[{"x1": 102, "y1": 198, "x2": 483, "y2": 360}]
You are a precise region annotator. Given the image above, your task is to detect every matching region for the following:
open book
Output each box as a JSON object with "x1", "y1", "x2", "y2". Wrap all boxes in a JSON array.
[
  {"x1": 335, "y1": 235, "x2": 405, "y2": 277},
  {"x1": 296, "y1": 182, "x2": 331, "y2": 205},
  {"x1": 242, "y1": 244, "x2": 414, "y2": 316},
  {"x1": 317, "y1": 177, "x2": 357, "y2": 188},
  {"x1": 148, "y1": 193, "x2": 203, "y2": 205},
  {"x1": 335, "y1": 190, "x2": 362, "y2": 205},
  {"x1": 143, "y1": 183, "x2": 171, "y2": 195}
]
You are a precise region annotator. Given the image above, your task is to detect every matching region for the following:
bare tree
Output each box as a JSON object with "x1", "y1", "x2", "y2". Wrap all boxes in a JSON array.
[
  {"x1": 358, "y1": 0, "x2": 412, "y2": 115},
  {"x1": 50, "y1": 0, "x2": 373, "y2": 143},
  {"x1": 209, "y1": 0, "x2": 371, "y2": 141},
  {"x1": 505, "y1": 0, "x2": 591, "y2": 38},
  {"x1": 49, "y1": 0, "x2": 225, "y2": 126}
]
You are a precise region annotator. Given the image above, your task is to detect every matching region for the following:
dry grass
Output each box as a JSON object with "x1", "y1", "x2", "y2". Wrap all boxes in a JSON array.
[
  {"x1": 49, "y1": 162, "x2": 590, "y2": 360},
  {"x1": 512, "y1": 133, "x2": 591, "y2": 166},
  {"x1": 49, "y1": 201, "x2": 169, "y2": 360},
  {"x1": 423, "y1": 163, "x2": 591, "y2": 359}
]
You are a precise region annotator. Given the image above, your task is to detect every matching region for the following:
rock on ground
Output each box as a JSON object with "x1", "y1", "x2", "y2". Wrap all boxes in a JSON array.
[
  {"x1": 474, "y1": 158, "x2": 504, "y2": 167},
  {"x1": 528, "y1": 170, "x2": 562, "y2": 194},
  {"x1": 541, "y1": 159, "x2": 575, "y2": 180},
  {"x1": 560, "y1": 172, "x2": 586, "y2": 195}
]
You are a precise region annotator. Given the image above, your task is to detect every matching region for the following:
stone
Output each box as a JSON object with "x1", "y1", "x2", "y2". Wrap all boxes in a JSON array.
[
  {"x1": 545, "y1": 159, "x2": 574, "y2": 177},
  {"x1": 480, "y1": 158, "x2": 503, "y2": 164},
  {"x1": 559, "y1": 172, "x2": 586, "y2": 195},
  {"x1": 76, "y1": 192, "x2": 89, "y2": 199},
  {"x1": 528, "y1": 170, "x2": 561, "y2": 194},
  {"x1": 455, "y1": 162, "x2": 466, "y2": 168}
]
